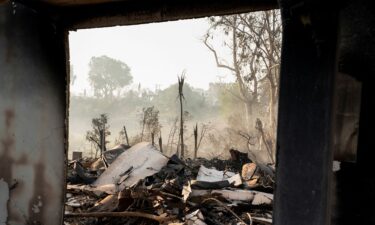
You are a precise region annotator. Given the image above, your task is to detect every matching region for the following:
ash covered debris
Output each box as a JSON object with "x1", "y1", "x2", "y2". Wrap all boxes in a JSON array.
[{"x1": 64, "y1": 143, "x2": 274, "y2": 225}]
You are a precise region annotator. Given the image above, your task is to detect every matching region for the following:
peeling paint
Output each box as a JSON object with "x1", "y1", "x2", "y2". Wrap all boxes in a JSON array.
[{"x1": 0, "y1": 178, "x2": 9, "y2": 225}]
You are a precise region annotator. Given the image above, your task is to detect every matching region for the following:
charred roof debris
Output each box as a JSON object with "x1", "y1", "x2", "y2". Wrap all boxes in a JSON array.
[{"x1": 65, "y1": 142, "x2": 274, "y2": 225}]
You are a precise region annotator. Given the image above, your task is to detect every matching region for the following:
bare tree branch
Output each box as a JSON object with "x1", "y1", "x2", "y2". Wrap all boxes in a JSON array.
[{"x1": 203, "y1": 35, "x2": 236, "y2": 72}]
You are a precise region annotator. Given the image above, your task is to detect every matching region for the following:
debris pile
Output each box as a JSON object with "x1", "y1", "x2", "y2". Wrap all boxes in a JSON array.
[{"x1": 65, "y1": 142, "x2": 274, "y2": 225}]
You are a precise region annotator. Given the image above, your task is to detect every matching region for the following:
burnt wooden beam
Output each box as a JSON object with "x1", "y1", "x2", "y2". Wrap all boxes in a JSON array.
[
  {"x1": 273, "y1": 1, "x2": 339, "y2": 225},
  {"x1": 15, "y1": 0, "x2": 278, "y2": 29}
]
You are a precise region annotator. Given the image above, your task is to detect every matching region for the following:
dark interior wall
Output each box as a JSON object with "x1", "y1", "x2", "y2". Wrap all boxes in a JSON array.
[
  {"x1": 0, "y1": 2, "x2": 67, "y2": 224},
  {"x1": 333, "y1": 1, "x2": 375, "y2": 224}
]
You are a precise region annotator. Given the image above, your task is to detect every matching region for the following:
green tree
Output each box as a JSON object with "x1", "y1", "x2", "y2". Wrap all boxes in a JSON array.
[{"x1": 88, "y1": 55, "x2": 133, "y2": 98}]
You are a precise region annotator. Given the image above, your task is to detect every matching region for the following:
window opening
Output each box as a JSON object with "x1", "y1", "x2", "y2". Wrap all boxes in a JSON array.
[{"x1": 65, "y1": 10, "x2": 281, "y2": 225}]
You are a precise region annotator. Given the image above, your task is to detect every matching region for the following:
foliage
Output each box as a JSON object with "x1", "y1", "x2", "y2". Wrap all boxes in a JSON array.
[
  {"x1": 205, "y1": 10, "x2": 281, "y2": 130},
  {"x1": 152, "y1": 83, "x2": 210, "y2": 119},
  {"x1": 88, "y1": 55, "x2": 133, "y2": 98},
  {"x1": 139, "y1": 106, "x2": 161, "y2": 141},
  {"x1": 210, "y1": 82, "x2": 245, "y2": 118},
  {"x1": 85, "y1": 114, "x2": 111, "y2": 154}
]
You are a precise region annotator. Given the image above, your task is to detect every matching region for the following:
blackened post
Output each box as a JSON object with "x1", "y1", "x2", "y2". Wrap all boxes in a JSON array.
[
  {"x1": 99, "y1": 129, "x2": 105, "y2": 155},
  {"x1": 99, "y1": 129, "x2": 108, "y2": 168},
  {"x1": 123, "y1": 126, "x2": 129, "y2": 146},
  {"x1": 194, "y1": 123, "x2": 198, "y2": 159},
  {"x1": 274, "y1": 1, "x2": 338, "y2": 225},
  {"x1": 159, "y1": 135, "x2": 163, "y2": 153}
]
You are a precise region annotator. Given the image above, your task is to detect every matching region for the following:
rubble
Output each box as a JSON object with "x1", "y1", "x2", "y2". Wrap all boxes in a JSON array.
[
  {"x1": 67, "y1": 160, "x2": 99, "y2": 184},
  {"x1": 185, "y1": 210, "x2": 206, "y2": 225},
  {"x1": 190, "y1": 189, "x2": 272, "y2": 205},
  {"x1": 94, "y1": 142, "x2": 169, "y2": 193},
  {"x1": 64, "y1": 143, "x2": 274, "y2": 225},
  {"x1": 196, "y1": 165, "x2": 239, "y2": 184},
  {"x1": 102, "y1": 144, "x2": 130, "y2": 165}
]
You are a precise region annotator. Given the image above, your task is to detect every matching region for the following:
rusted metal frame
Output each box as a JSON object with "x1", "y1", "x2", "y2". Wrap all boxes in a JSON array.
[{"x1": 273, "y1": 1, "x2": 339, "y2": 225}]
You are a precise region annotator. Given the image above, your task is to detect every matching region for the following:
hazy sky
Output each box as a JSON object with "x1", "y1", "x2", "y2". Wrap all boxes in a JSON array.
[{"x1": 69, "y1": 18, "x2": 234, "y2": 95}]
